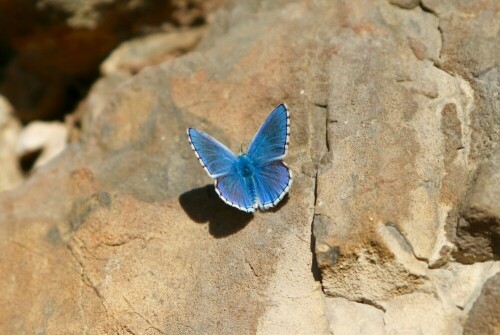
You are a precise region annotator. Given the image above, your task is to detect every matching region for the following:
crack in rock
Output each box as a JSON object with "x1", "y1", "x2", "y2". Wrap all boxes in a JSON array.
[{"x1": 67, "y1": 239, "x2": 111, "y2": 324}]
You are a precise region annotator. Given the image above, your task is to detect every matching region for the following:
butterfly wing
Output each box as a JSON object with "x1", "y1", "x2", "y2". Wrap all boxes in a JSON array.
[
  {"x1": 215, "y1": 172, "x2": 256, "y2": 213},
  {"x1": 187, "y1": 128, "x2": 255, "y2": 212},
  {"x1": 247, "y1": 104, "x2": 292, "y2": 209},
  {"x1": 253, "y1": 161, "x2": 292, "y2": 209},
  {"x1": 187, "y1": 128, "x2": 237, "y2": 178},
  {"x1": 247, "y1": 103, "x2": 290, "y2": 165}
]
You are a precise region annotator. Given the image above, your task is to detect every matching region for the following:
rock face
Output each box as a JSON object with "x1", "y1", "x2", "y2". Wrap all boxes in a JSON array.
[
  {"x1": 0, "y1": 0, "x2": 499, "y2": 334},
  {"x1": 464, "y1": 273, "x2": 500, "y2": 335}
]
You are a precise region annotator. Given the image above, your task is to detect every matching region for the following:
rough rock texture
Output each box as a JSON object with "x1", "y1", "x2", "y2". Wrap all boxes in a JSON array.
[
  {"x1": 101, "y1": 27, "x2": 208, "y2": 76},
  {"x1": 456, "y1": 146, "x2": 500, "y2": 263},
  {"x1": 0, "y1": 0, "x2": 499, "y2": 334},
  {"x1": 71, "y1": 26, "x2": 209, "y2": 142},
  {"x1": 464, "y1": 272, "x2": 500, "y2": 335},
  {"x1": 0, "y1": 0, "x2": 223, "y2": 121}
]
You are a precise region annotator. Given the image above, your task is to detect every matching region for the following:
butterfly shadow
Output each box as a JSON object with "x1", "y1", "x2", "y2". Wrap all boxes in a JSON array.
[{"x1": 179, "y1": 185, "x2": 253, "y2": 238}]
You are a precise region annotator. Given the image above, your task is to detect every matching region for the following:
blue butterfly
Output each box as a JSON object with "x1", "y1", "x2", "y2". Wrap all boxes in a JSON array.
[{"x1": 187, "y1": 103, "x2": 292, "y2": 213}]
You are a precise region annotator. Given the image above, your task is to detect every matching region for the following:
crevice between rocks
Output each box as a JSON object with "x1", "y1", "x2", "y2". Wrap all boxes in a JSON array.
[
  {"x1": 310, "y1": 214, "x2": 322, "y2": 282},
  {"x1": 391, "y1": 1, "x2": 448, "y2": 78},
  {"x1": 385, "y1": 222, "x2": 430, "y2": 264},
  {"x1": 418, "y1": 1, "x2": 452, "y2": 79},
  {"x1": 356, "y1": 297, "x2": 387, "y2": 312},
  {"x1": 309, "y1": 168, "x2": 322, "y2": 282},
  {"x1": 309, "y1": 101, "x2": 329, "y2": 283},
  {"x1": 418, "y1": 1, "x2": 436, "y2": 15}
]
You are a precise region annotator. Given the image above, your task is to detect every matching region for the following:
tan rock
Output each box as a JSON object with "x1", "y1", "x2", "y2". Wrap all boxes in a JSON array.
[
  {"x1": 384, "y1": 292, "x2": 462, "y2": 334},
  {"x1": 101, "y1": 27, "x2": 208, "y2": 76},
  {"x1": 74, "y1": 72, "x2": 132, "y2": 142},
  {"x1": 313, "y1": 0, "x2": 475, "y2": 303},
  {"x1": 324, "y1": 297, "x2": 385, "y2": 335}
]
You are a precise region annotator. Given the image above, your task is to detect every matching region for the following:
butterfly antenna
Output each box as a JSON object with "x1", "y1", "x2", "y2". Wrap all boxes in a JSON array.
[{"x1": 240, "y1": 144, "x2": 247, "y2": 154}]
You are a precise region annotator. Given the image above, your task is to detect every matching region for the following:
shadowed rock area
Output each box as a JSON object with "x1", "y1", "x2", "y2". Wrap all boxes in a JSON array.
[
  {"x1": 0, "y1": 0, "x2": 222, "y2": 122},
  {"x1": 0, "y1": 0, "x2": 499, "y2": 334}
]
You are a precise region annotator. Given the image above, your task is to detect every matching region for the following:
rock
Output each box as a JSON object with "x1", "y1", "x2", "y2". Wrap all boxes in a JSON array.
[
  {"x1": 16, "y1": 121, "x2": 68, "y2": 170},
  {"x1": 454, "y1": 146, "x2": 500, "y2": 263},
  {"x1": 0, "y1": 0, "x2": 223, "y2": 121},
  {"x1": 467, "y1": 146, "x2": 500, "y2": 227},
  {"x1": 0, "y1": 95, "x2": 22, "y2": 192},
  {"x1": 101, "y1": 27, "x2": 208, "y2": 76},
  {"x1": 313, "y1": 0, "x2": 471, "y2": 302},
  {"x1": 71, "y1": 27, "x2": 208, "y2": 141},
  {"x1": 0, "y1": 0, "x2": 499, "y2": 334},
  {"x1": 423, "y1": 0, "x2": 500, "y2": 77},
  {"x1": 72, "y1": 72, "x2": 132, "y2": 142},
  {"x1": 421, "y1": 0, "x2": 500, "y2": 160},
  {"x1": 464, "y1": 272, "x2": 500, "y2": 335},
  {"x1": 384, "y1": 292, "x2": 463, "y2": 334},
  {"x1": 323, "y1": 262, "x2": 500, "y2": 334},
  {"x1": 324, "y1": 297, "x2": 385, "y2": 335}
]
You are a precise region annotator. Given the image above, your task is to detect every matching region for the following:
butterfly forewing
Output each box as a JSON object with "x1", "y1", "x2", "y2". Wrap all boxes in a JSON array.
[
  {"x1": 187, "y1": 128, "x2": 236, "y2": 178},
  {"x1": 247, "y1": 104, "x2": 290, "y2": 165},
  {"x1": 246, "y1": 104, "x2": 292, "y2": 209}
]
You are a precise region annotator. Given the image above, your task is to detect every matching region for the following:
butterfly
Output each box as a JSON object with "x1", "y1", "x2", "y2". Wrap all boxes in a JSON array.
[{"x1": 187, "y1": 103, "x2": 292, "y2": 213}]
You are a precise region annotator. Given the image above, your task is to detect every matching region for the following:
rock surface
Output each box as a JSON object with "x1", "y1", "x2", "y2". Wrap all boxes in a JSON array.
[
  {"x1": 0, "y1": 0, "x2": 499, "y2": 334},
  {"x1": 464, "y1": 272, "x2": 500, "y2": 335},
  {"x1": 101, "y1": 27, "x2": 208, "y2": 76},
  {"x1": 456, "y1": 146, "x2": 500, "y2": 263}
]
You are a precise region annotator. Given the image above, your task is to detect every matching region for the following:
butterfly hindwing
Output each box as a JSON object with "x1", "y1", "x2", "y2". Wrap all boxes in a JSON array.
[
  {"x1": 215, "y1": 172, "x2": 256, "y2": 213},
  {"x1": 187, "y1": 128, "x2": 236, "y2": 178},
  {"x1": 247, "y1": 103, "x2": 290, "y2": 165},
  {"x1": 253, "y1": 161, "x2": 292, "y2": 209}
]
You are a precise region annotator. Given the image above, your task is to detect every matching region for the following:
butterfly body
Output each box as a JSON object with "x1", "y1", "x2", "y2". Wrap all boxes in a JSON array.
[
  {"x1": 235, "y1": 154, "x2": 255, "y2": 178},
  {"x1": 187, "y1": 104, "x2": 292, "y2": 213}
]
